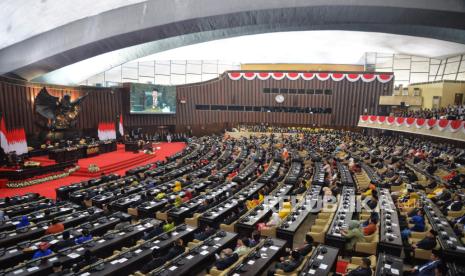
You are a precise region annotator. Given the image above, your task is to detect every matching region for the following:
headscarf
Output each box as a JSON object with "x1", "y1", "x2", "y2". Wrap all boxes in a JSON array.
[
  {"x1": 348, "y1": 220, "x2": 360, "y2": 230},
  {"x1": 174, "y1": 196, "x2": 182, "y2": 207}
]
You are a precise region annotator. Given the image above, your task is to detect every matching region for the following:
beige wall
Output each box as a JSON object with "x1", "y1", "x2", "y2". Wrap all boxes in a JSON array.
[
  {"x1": 240, "y1": 63, "x2": 364, "y2": 72},
  {"x1": 407, "y1": 81, "x2": 465, "y2": 109},
  {"x1": 442, "y1": 82, "x2": 465, "y2": 106}
]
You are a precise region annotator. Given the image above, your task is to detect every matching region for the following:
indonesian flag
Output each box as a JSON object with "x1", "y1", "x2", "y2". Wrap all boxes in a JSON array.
[
  {"x1": 0, "y1": 116, "x2": 9, "y2": 153},
  {"x1": 7, "y1": 128, "x2": 28, "y2": 155},
  {"x1": 119, "y1": 115, "x2": 124, "y2": 136},
  {"x1": 98, "y1": 122, "x2": 116, "y2": 141}
]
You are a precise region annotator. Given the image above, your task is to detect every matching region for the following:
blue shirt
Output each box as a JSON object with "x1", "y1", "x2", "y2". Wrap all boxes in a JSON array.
[
  {"x1": 32, "y1": 249, "x2": 52, "y2": 259},
  {"x1": 410, "y1": 215, "x2": 425, "y2": 232},
  {"x1": 75, "y1": 235, "x2": 92, "y2": 244}
]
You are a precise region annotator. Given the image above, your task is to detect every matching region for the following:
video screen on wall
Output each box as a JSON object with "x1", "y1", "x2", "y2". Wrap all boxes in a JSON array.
[{"x1": 130, "y1": 83, "x2": 176, "y2": 114}]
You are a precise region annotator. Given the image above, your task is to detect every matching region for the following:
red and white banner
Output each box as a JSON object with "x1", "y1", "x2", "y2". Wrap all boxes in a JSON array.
[
  {"x1": 359, "y1": 115, "x2": 465, "y2": 134},
  {"x1": 227, "y1": 72, "x2": 394, "y2": 83},
  {"x1": 7, "y1": 128, "x2": 28, "y2": 155},
  {"x1": 0, "y1": 116, "x2": 8, "y2": 153},
  {"x1": 98, "y1": 122, "x2": 116, "y2": 141},
  {"x1": 119, "y1": 115, "x2": 124, "y2": 136},
  {"x1": 0, "y1": 116, "x2": 28, "y2": 155}
]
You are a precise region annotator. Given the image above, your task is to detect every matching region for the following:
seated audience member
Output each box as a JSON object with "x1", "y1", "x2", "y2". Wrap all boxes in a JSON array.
[
  {"x1": 361, "y1": 212, "x2": 379, "y2": 227},
  {"x1": 288, "y1": 234, "x2": 313, "y2": 257},
  {"x1": 441, "y1": 194, "x2": 463, "y2": 215},
  {"x1": 163, "y1": 217, "x2": 175, "y2": 232},
  {"x1": 174, "y1": 195, "x2": 183, "y2": 208},
  {"x1": 197, "y1": 199, "x2": 210, "y2": 213},
  {"x1": 182, "y1": 189, "x2": 193, "y2": 202},
  {"x1": 141, "y1": 239, "x2": 185, "y2": 273},
  {"x1": 347, "y1": 257, "x2": 372, "y2": 276},
  {"x1": 16, "y1": 215, "x2": 30, "y2": 229},
  {"x1": 143, "y1": 222, "x2": 165, "y2": 240},
  {"x1": 248, "y1": 230, "x2": 261, "y2": 247},
  {"x1": 292, "y1": 181, "x2": 306, "y2": 195},
  {"x1": 214, "y1": 249, "x2": 239, "y2": 271},
  {"x1": 451, "y1": 174, "x2": 465, "y2": 188},
  {"x1": 258, "y1": 212, "x2": 282, "y2": 231},
  {"x1": 323, "y1": 187, "x2": 336, "y2": 203},
  {"x1": 401, "y1": 210, "x2": 426, "y2": 240},
  {"x1": 32, "y1": 242, "x2": 53, "y2": 259},
  {"x1": 50, "y1": 261, "x2": 69, "y2": 276},
  {"x1": 267, "y1": 250, "x2": 301, "y2": 276},
  {"x1": 51, "y1": 231, "x2": 74, "y2": 251},
  {"x1": 366, "y1": 191, "x2": 378, "y2": 210},
  {"x1": 405, "y1": 250, "x2": 443, "y2": 276},
  {"x1": 72, "y1": 250, "x2": 98, "y2": 272},
  {"x1": 234, "y1": 237, "x2": 250, "y2": 256},
  {"x1": 361, "y1": 184, "x2": 376, "y2": 199},
  {"x1": 341, "y1": 221, "x2": 366, "y2": 251},
  {"x1": 405, "y1": 230, "x2": 438, "y2": 263},
  {"x1": 194, "y1": 225, "x2": 216, "y2": 241},
  {"x1": 46, "y1": 219, "x2": 65, "y2": 235},
  {"x1": 363, "y1": 217, "x2": 378, "y2": 236},
  {"x1": 74, "y1": 229, "x2": 92, "y2": 244},
  {"x1": 0, "y1": 210, "x2": 9, "y2": 221}
]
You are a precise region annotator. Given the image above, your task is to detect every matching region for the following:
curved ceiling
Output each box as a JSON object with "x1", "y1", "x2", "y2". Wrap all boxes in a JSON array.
[{"x1": 1, "y1": 0, "x2": 465, "y2": 84}]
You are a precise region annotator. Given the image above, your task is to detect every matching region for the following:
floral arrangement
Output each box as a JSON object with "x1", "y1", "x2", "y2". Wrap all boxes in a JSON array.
[
  {"x1": 6, "y1": 166, "x2": 80, "y2": 188},
  {"x1": 88, "y1": 164, "x2": 100, "y2": 173}
]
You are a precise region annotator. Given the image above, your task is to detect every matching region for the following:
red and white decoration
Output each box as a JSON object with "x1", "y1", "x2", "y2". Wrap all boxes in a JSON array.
[
  {"x1": 118, "y1": 115, "x2": 124, "y2": 136},
  {"x1": 0, "y1": 116, "x2": 8, "y2": 153},
  {"x1": 228, "y1": 72, "x2": 394, "y2": 83},
  {"x1": 98, "y1": 122, "x2": 116, "y2": 141},
  {"x1": 0, "y1": 116, "x2": 28, "y2": 155},
  {"x1": 359, "y1": 115, "x2": 465, "y2": 134},
  {"x1": 7, "y1": 128, "x2": 28, "y2": 155}
]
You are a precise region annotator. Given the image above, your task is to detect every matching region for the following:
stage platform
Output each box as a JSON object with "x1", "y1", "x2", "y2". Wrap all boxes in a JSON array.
[
  {"x1": 73, "y1": 144, "x2": 159, "y2": 177},
  {"x1": 0, "y1": 142, "x2": 186, "y2": 199}
]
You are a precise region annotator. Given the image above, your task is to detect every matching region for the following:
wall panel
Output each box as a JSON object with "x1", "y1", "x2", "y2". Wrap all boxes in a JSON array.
[{"x1": 0, "y1": 72, "x2": 392, "y2": 138}]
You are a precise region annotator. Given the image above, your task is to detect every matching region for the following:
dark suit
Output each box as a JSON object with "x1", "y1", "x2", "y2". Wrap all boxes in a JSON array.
[
  {"x1": 416, "y1": 237, "x2": 437, "y2": 250},
  {"x1": 215, "y1": 253, "x2": 239, "y2": 270},
  {"x1": 51, "y1": 239, "x2": 75, "y2": 252},
  {"x1": 297, "y1": 244, "x2": 313, "y2": 257},
  {"x1": 347, "y1": 267, "x2": 372, "y2": 276}
]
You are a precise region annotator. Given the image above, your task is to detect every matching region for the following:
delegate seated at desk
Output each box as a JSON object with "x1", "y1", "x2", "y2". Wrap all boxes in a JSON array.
[
  {"x1": 404, "y1": 250, "x2": 444, "y2": 276},
  {"x1": 72, "y1": 250, "x2": 99, "y2": 273},
  {"x1": 51, "y1": 230, "x2": 75, "y2": 251},
  {"x1": 341, "y1": 221, "x2": 366, "y2": 251},
  {"x1": 405, "y1": 230, "x2": 438, "y2": 263},
  {"x1": 282, "y1": 234, "x2": 313, "y2": 259},
  {"x1": 347, "y1": 257, "x2": 372, "y2": 276},
  {"x1": 32, "y1": 242, "x2": 53, "y2": 259},
  {"x1": 267, "y1": 250, "x2": 301, "y2": 276},
  {"x1": 75, "y1": 229, "x2": 92, "y2": 244},
  {"x1": 140, "y1": 238, "x2": 185, "y2": 273},
  {"x1": 46, "y1": 219, "x2": 65, "y2": 235}
]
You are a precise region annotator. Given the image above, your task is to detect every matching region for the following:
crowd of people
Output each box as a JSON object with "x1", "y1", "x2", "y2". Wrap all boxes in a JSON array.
[
  {"x1": 392, "y1": 105, "x2": 465, "y2": 120},
  {"x1": 1, "y1": 126, "x2": 464, "y2": 275}
]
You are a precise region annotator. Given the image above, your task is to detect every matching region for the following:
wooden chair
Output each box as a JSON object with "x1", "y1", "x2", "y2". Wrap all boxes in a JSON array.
[
  {"x1": 155, "y1": 211, "x2": 168, "y2": 221},
  {"x1": 220, "y1": 222, "x2": 236, "y2": 232},
  {"x1": 275, "y1": 248, "x2": 314, "y2": 276},
  {"x1": 355, "y1": 230, "x2": 379, "y2": 255},
  {"x1": 346, "y1": 255, "x2": 377, "y2": 272},
  {"x1": 185, "y1": 213, "x2": 201, "y2": 227}
]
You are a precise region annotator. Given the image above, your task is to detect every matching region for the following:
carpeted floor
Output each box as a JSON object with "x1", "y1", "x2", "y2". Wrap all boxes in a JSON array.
[{"x1": 0, "y1": 142, "x2": 186, "y2": 199}]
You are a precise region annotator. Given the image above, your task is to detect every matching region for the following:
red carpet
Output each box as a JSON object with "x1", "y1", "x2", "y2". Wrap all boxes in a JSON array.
[{"x1": 0, "y1": 142, "x2": 186, "y2": 199}]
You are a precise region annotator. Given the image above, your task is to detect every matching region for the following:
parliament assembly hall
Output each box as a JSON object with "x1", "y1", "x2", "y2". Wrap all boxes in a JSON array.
[{"x1": 1, "y1": 1, "x2": 465, "y2": 275}]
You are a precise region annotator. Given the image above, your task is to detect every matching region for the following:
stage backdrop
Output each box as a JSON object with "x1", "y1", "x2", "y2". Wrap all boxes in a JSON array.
[{"x1": 0, "y1": 71, "x2": 393, "y2": 137}]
